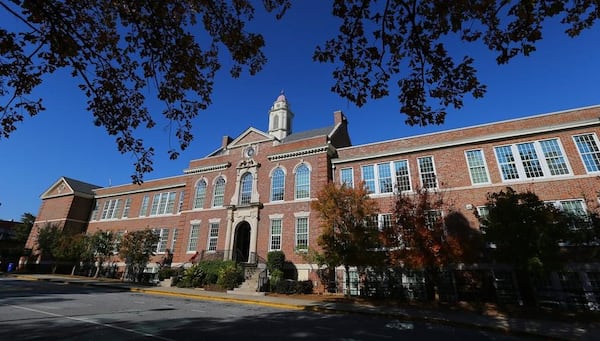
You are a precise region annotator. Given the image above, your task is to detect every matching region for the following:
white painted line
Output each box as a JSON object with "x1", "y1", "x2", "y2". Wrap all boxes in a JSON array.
[{"x1": 10, "y1": 305, "x2": 175, "y2": 341}]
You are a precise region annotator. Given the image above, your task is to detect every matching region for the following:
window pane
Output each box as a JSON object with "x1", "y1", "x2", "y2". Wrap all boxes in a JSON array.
[
  {"x1": 271, "y1": 168, "x2": 285, "y2": 201},
  {"x1": 340, "y1": 168, "x2": 354, "y2": 188},
  {"x1": 295, "y1": 164, "x2": 310, "y2": 199},
  {"x1": 187, "y1": 224, "x2": 200, "y2": 252},
  {"x1": 194, "y1": 180, "x2": 207, "y2": 209},
  {"x1": 517, "y1": 142, "x2": 544, "y2": 178},
  {"x1": 213, "y1": 178, "x2": 225, "y2": 207},
  {"x1": 140, "y1": 195, "x2": 149, "y2": 217},
  {"x1": 296, "y1": 217, "x2": 308, "y2": 250},
  {"x1": 574, "y1": 134, "x2": 600, "y2": 172},
  {"x1": 377, "y1": 163, "x2": 393, "y2": 193},
  {"x1": 208, "y1": 223, "x2": 219, "y2": 251},
  {"x1": 361, "y1": 165, "x2": 376, "y2": 193},
  {"x1": 539, "y1": 139, "x2": 569, "y2": 176},
  {"x1": 418, "y1": 157, "x2": 437, "y2": 189},
  {"x1": 394, "y1": 160, "x2": 411, "y2": 192},
  {"x1": 495, "y1": 146, "x2": 519, "y2": 180},
  {"x1": 240, "y1": 173, "x2": 253, "y2": 205},
  {"x1": 465, "y1": 150, "x2": 489, "y2": 184},
  {"x1": 270, "y1": 219, "x2": 282, "y2": 250}
]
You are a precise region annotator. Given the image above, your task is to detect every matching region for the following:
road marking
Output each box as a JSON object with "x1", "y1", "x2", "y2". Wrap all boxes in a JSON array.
[{"x1": 10, "y1": 305, "x2": 175, "y2": 341}]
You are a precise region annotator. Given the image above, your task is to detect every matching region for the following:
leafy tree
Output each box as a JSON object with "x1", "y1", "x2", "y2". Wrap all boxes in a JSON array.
[
  {"x1": 311, "y1": 182, "x2": 382, "y2": 297},
  {"x1": 88, "y1": 230, "x2": 116, "y2": 278},
  {"x1": 14, "y1": 212, "x2": 35, "y2": 243},
  {"x1": 35, "y1": 223, "x2": 62, "y2": 272},
  {"x1": 118, "y1": 229, "x2": 159, "y2": 283},
  {"x1": 382, "y1": 188, "x2": 481, "y2": 300},
  {"x1": 2, "y1": 1, "x2": 598, "y2": 181},
  {"x1": 52, "y1": 233, "x2": 90, "y2": 275},
  {"x1": 479, "y1": 187, "x2": 571, "y2": 305}
]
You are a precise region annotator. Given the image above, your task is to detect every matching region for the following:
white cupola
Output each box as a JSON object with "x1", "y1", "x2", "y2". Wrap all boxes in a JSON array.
[{"x1": 268, "y1": 91, "x2": 294, "y2": 140}]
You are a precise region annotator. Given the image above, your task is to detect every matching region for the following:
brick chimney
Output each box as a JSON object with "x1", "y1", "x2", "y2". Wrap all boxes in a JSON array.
[{"x1": 334, "y1": 110, "x2": 346, "y2": 125}]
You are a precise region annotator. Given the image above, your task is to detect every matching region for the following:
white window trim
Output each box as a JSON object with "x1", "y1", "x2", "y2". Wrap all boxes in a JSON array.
[
  {"x1": 361, "y1": 160, "x2": 412, "y2": 195},
  {"x1": 494, "y1": 139, "x2": 572, "y2": 182},
  {"x1": 573, "y1": 133, "x2": 600, "y2": 174},
  {"x1": 464, "y1": 149, "x2": 492, "y2": 185},
  {"x1": 269, "y1": 218, "x2": 283, "y2": 251},
  {"x1": 207, "y1": 222, "x2": 220, "y2": 252},
  {"x1": 187, "y1": 221, "x2": 201, "y2": 254},
  {"x1": 270, "y1": 167, "x2": 286, "y2": 202},
  {"x1": 340, "y1": 167, "x2": 355, "y2": 188},
  {"x1": 417, "y1": 156, "x2": 439, "y2": 189},
  {"x1": 295, "y1": 216, "x2": 309, "y2": 252}
]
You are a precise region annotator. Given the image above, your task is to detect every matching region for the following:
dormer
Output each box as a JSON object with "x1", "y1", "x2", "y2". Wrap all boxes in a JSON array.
[{"x1": 268, "y1": 91, "x2": 294, "y2": 140}]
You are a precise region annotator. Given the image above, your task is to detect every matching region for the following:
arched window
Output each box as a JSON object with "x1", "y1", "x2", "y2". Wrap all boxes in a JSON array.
[
  {"x1": 271, "y1": 167, "x2": 285, "y2": 201},
  {"x1": 193, "y1": 179, "x2": 207, "y2": 209},
  {"x1": 239, "y1": 172, "x2": 253, "y2": 205},
  {"x1": 295, "y1": 164, "x2": 310, "y2": 199},
  {"x1": 212, "y1": 177, "x2": 225, "y2": 207}
]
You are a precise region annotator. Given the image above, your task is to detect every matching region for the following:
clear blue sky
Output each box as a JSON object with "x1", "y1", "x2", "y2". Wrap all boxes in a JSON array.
[{"x1": 1, "y1": 1, "x2": 599, "y2": 221}]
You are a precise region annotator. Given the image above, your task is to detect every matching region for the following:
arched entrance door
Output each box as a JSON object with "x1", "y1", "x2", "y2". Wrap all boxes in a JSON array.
[{"x1": 233, "y1": 221, "x2": 251, "y2": 263}]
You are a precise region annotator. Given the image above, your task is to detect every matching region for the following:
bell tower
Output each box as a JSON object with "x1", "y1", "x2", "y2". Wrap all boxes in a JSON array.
[{"x1": 268, "y1": 91, "x2": 294, "y2": 140}]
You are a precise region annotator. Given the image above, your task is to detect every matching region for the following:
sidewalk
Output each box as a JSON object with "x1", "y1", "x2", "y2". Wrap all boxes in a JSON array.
[{"x1": 8, "y1": 273, "x2": 599, "y2": 340}]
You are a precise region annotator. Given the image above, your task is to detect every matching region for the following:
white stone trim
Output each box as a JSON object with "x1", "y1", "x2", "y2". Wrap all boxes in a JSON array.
[{"x1": 184, "y1": 162, "x2": 231, "y2": 175}]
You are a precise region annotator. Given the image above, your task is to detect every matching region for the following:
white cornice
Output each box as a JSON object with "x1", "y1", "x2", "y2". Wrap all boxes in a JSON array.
[
  {"x1": 95, "y1": 183, "x2": 186, "y2": 199},
  {"x1": 268, "y1": 145, "x2": 331, "y2": 162},
  {"x1": 184, "y1": 162, "x2": 231, "y2": 175},
  {"x1": 333, "y1": 117, "x2": 600, "y2": 164}
]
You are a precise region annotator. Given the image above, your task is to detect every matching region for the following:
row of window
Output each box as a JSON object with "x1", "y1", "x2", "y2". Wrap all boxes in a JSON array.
[
  {"x1": 269, "y1": 217, "x2": 309, "y2": 251},
  {"x1": 341, "y1": 133, "x2": 600, "y2": 192}
]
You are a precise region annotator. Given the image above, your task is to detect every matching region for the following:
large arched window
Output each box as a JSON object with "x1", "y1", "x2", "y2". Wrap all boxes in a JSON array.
[
  {"x1": 271, "y1": 167, "x2": 285, "y2": 201},
  {"x1": 239, "y1": 172, "x2": 253, "y2": 205},
  {"x1": 212, "y1": 177, "x2": 226, "y2": 207},
  {"x1": 193, "y1": 179, "x2": 207, "y2": 209},
  {"x1": 295, "y1": 164, "x2": 310, "y2": 199}
]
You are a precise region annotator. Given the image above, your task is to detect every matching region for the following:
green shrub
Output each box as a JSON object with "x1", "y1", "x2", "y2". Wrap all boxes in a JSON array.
[
  {"x1": 158, "y1": 267, "x2": 180, "y2": 281},
  {"x1": 178, "y1": 264, "x2": 205, "y2": 288},
  {"x1": 269, "y1": 268, "x2": 284, "y2": 292},
  {"x1": 267, "y1": 251, "x2": 286, "y2": 273},
  {"x1": 217, "y1": 264, "x2": 244, "y2": 290},
  {"x1": 273, "y1": 279, "x2": 313, "y2": 294}
]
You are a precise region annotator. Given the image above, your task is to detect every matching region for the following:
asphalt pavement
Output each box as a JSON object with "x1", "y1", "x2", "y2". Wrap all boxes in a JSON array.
[{"x1": 5, "y1": 273, "x2": 599, "y2": 340}]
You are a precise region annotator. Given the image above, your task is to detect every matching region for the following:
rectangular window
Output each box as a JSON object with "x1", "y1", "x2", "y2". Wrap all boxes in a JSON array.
[
  {"x1": 170, "y1": 228, "x2": 179, "y2": 253},
  {"x1": 340, "y1": 168, "x2": 354, "y2": 188},
  {"x1": 495, "y1": 139, "x2": 571, "y2": 181},
  {"x1": 476, "y1": 206, "x2": 490, "y2": 228},
  {"x1": 539, "y1": 139, "x2": 570, "y2": 176},
  {"x1": 156, "y1": 228, "x2": 169, "y2": 253},
  {"x1": 178, "y1": 191, "x2": 185, "y2": 213},
  {"x1": 295, "y1": 217, "x2": 309, "y2": 250},
  {"x1": 100, "y1": 199, "x2": 122, "y2": 220},
  {"x1": 425, "y1": 210, "x2": 443, "y2": 230},
  {"x1": 495, "y1": 145, "x2": 519, "y2": 180},
  {"x1": 187, "y1": 224, "x2": 200, "y2": 253},
  {"x1": 208, "y1": 223, "x2": 219, "y2": 252},
  {"x1": 377, "y1": 163, "x2": 393, "y2": 193},
  {"x1": 517, "y1": 142, "x2": 544, "y2": 178},
  {"x1": 139, "y1": 195, "x2": 150, "y2": 217},
  {"x1": 465, "y1": 149, "x2": 490, "y2": 184},
  {"x1": 394, "y1": 160, "x2": 411, "y2": 192},
  {"x1": 270, "y1": 219, "x2": 282, "y2": 251},
  {"x1": 573, "y1": 133, "x2": 600, "y2": 173},
  {"x1": 378, "y1": 213, "x2": 392, "y2": 232},
  {"x1": 150, "y1": 192, "x2": 177, "y2": 216},
  {"x1": 554, "y1": 199, "x2": 588, "y2": 230},
  {"x1": 90, "y1": 201, "x2": 100, "y2": 221},
  {"x1": 122, "y1": 198, "x2": 132, "y2": 218},
  {"x1": 361, "y1": 165, "x2": 376, "y2": 193},
  {"x1": 418, "y1": 156, "x2": 438, "y2": 189}
]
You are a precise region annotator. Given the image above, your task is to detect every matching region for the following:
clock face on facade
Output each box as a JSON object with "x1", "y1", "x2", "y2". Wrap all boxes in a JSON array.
[{"x1": 244, "y1": 146, "x2": 255, "y2": 158}]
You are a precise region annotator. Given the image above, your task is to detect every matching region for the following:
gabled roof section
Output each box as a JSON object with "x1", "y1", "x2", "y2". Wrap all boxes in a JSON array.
[
  {"x1": 228, "y1": 127, "x2": 274, "y2": 147},
  {"x1": 41, "y1": 177, "x2": 101, "y2": 200}
]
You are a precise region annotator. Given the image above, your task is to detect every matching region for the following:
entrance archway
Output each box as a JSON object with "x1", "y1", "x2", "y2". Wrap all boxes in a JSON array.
[{"x1": 233, "y1": 221, "x2": 251, "y2": 263}]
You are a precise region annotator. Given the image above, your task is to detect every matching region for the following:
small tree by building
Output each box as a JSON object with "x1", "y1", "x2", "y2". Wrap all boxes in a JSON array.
[
  {"x1": 89, "y1": 230, "x2": 116, "y2": 278},
  {"x1": 479, "y1": 187, "x2": 571, "y2": 305},
  {"x1": 382, "y1": 188, "x2": 481, "y2": 300},
  {"x1": 311, "y1": 182, "x2": 382, "y2": 297},
  {"x1": 36, "y1": 223, "x2": 63, "y2": 273},
  {"x1": 118, "y1": 229, "x2": 159, "y2": 283},
  {"x1": 52, "y1": 233, "x2": 91, "y2": 275}
]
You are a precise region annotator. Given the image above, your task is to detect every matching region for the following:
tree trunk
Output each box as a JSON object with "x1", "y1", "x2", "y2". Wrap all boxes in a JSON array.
[{"x1": 345, "y1": 265, "x2": 350, "y2": 298}]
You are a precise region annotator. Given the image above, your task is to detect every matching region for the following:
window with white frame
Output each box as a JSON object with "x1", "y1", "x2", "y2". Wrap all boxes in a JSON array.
[
  {"x1": 295, "y1": 217, "x2": 309, "y2": 250},
  {"x1": 139, "y1": 195, "x2": 149, "y2": 217},
  {"x1": 295, "y1": 164, "x2": 310, "y2": 199},
  {"x1": 207, "y1": 222, "x2": 219, "y2": 251},
  {"x1": 155, "y1": 228, "x2": 169, "y2": 253},
  {"x1": 193, "y1": 179, "x2": 207, "y2": 209},
  {"x1": 177, "y1": 191, "x2": 185, "y2": 212},
  {"x1": 424, "y1": 210, "x2": 443, "y2": 230},
  {"x1": 418, "y1": 156, "x2": 438, "y2": 189},
  {"x1": 90, "y1": 201, "x2": 99, "y2": 221},
  {"x1": 270, "y1": 219, "x2": 282, "y2": 251},
  {"x1": 100, "y1": 199, "x2": 123, "y2": 220},
  {"x1": 553, "y1": 199, "x2": 588, "y2": 230},
  {"x1": 573, "y1": 133, "x2": 600, "y2": 173},
  {"x1": 378, "y1": 213, "x2": 393, "y2": 232},
  {"x1": 271, "y1": 167, "x2": 285, "y2": 201},
  {"x1": 494, "y1": 138, "x2": 571, "y2": 181},
  {"x1": 212, "y1": 177, "x2": 225, "y2": 207},
  {"x1": 394, "y1": 160, "x2": 411, "y2": 192},
  {"x1": 187, "y1": 223, "x2": 200, "y2": 252},
  {"x1": 340, "y1": 168, "x2": 354, "y2": 187},
  {"x1": 239, "y1": 172, "x2": 253, "y2": 205},
  {"x1": 465, "y1": 149, "x2": 490, "y2": 184},
  {"x1": 170, "y1": 228, "x2": 179, "y2": 253},
  {"x1": 476, "y1": 206, "x2": 490, "y2": 229},
  {"x1": 361, "y1": 160, "x2": 412, "y2": 194},
  {"x1": 150, "y1": 192, "x2": 177, "y2": 216},
  {"x1": 122, "y1": 198, "x2": 132, "y2": 218}
]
